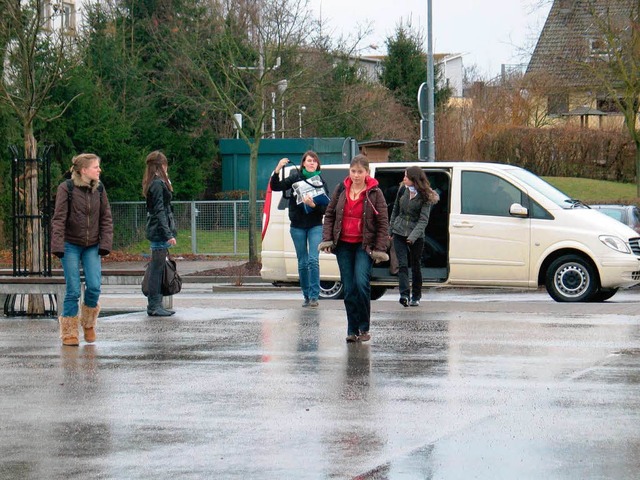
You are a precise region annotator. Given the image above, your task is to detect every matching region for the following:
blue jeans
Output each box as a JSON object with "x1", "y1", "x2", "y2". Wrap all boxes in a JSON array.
[
  {"x1": 335, "y1": 241, "x2": 373, "y2": 335},
  {"x1": 150, "y1": 241, "x2": 172, "y2": 250},
  {"x1": 290, "y1": 225, "x2": 322, "y2": 301},
  {"x1": 61, "y1": 242, "x2": 101, "y2": 317}
]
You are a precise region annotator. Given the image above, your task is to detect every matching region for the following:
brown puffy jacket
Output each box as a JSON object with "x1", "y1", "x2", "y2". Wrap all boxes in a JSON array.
[
  {"x1": 321, "y1": 176, "x2": 389, "y2": 257},
  {"x1": 51, "y1": 173, "x2": 113, "y2": 257}
]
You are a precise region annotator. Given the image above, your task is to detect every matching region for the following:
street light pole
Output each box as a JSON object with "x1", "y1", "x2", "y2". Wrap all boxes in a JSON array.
[
  {"x1": 426, "y1": 0, "x2": 435, "y2": 161},
  {"x1": 276, "y1": 79, "x2": 288, "y2": 138},
  {"x1": 298, "y1": 105, "x2": 306, "y2": 138}
]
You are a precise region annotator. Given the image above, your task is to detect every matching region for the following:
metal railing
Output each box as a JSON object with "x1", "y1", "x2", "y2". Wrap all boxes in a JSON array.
[{"x1": 111, "y1": 200, "x2": 264, "y2": 256}]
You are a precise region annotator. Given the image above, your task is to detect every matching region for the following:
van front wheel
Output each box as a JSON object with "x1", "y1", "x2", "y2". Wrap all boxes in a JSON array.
[
  {"x1": 319, "y1": 281, "x2": 344, "y2": 299},
  {"x1": 545, "y1": 254, "x2": 597, "y2": 302}
]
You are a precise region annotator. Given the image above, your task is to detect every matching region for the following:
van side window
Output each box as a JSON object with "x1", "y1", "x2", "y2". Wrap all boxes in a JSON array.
[
  {"x1": 462, "y1": 171, "x2": 522, "y2": 217},
  {"x1": 529, "y1": 197, "x2": 553, "y2": 220}
]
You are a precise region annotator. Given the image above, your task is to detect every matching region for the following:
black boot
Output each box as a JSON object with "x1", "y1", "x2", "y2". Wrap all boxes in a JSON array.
[
  {"x1": 147, "y1": 248, "x2": 175, "y2": 316},
  {"x1": 147, "y1": 294, "x2": 174, "y2": 316}
]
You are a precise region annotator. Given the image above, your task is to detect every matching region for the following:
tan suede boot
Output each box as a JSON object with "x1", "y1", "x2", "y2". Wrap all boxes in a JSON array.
[
  {"x1": 59, "y1": 316, "x2": 80, "y2": 346},
  {"x1": 80, "y1": 304, "x2": 100, "y2": 343}
]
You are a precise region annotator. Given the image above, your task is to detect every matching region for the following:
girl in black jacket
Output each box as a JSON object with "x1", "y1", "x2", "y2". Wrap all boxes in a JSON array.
[
  {"x1": 142, "y1": 151, "x2": 177, "y2": 317},
  {"x1": 270, "y1": 150, "x2": 328, "y2": 307},
  {"x1": 389, "y1": 166, "x2": 439, "y2": 307}
]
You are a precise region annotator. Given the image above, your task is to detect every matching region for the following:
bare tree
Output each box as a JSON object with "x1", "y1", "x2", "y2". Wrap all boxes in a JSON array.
[
  {"x1": 0, "y1": 0, "x2": 80, "y2": 312},
  {"x1": 580, "y1": 0, "x2": 640, "y2": 194},
  {"x1": 151, "y1": 0, "x2": 316, "y2": 263}
]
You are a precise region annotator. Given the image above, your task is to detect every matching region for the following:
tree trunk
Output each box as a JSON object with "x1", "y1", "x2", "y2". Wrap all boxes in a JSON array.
[
  {"x1": 636, "y1": 139, "x2": 640, "y2": 198},
  {"x1": 24, "y1": 125, "x2": 45, "y2": 314},
  {"x1": 248, "y1": 140, "x2": 260, "y2": 264}
]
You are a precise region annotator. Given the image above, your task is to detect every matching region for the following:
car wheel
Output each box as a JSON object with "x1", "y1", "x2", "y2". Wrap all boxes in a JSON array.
[
  {"x1": 319, "y1": 281, "x2": 344, "y2": 299},
  {"x1": 545, "y1": 254, "x2": 598, "y2": 302},
  {"x1": 370, "y1": 286, "x2": 387, "y2": 300},
  {"x1": 588, "y1": 288, "x2": 618, "y2": 302}
]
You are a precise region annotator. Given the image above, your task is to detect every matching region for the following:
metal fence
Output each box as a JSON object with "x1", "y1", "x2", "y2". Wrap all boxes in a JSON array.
[{"x1": 111, "y1": 200, "x2": 264, "y2": 255}]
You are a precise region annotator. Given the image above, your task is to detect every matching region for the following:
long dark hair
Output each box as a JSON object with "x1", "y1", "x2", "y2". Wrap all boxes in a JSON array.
[
  {"x1": 142, "y1": 151, "x2": 173, "y2": 197},
  {"x1": 405, "y1": 166, "x2": 432, "y2": 199}
]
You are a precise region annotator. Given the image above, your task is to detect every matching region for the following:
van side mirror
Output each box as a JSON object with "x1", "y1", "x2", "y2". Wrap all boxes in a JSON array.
[{"x1": 510, "y1": 203, "x2": 528, "y2": 217}]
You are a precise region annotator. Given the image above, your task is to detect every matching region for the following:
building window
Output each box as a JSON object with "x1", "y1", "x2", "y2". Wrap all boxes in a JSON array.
[
  {"x1": 597, "y1": 96, "x2": 638, "y2": 114},
  {"x1": 61, "y1": 2, "x2": 75, "y2": 31},
  {"x1": 547, "y1": 93, "x2": 569, "y2": 115},
  {"x1": 40, "y1": 1, "x2": 52, "y2": 30},
  {"x1": 589, "y1": 38, "x2": 608, "y2": 56}
]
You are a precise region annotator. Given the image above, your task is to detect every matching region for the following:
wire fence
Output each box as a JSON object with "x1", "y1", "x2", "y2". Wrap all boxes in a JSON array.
[{"x1": 111, "y1": 200, "x2": 264, "y2": 256}]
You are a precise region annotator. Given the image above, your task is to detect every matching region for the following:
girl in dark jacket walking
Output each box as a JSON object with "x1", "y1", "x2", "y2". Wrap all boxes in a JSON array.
[
  {"x1": 270, "y1": 150, "x2": 329, "y2": 307},
  {"x1": 142, "y1": 151, "x2": 177, "y2": 316},
  {"x1": 389, "y1": 166, "x2": 439, "y2": 307},
  {"x1": 319, "y1": 155, "x2": 389, "y2": 343},
  {"x1": 51, "y1": 153, "x2": 113, "y2": 346}
]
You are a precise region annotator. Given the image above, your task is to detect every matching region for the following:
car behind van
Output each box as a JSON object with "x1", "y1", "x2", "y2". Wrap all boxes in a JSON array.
[{"x1": 261, "y1": 162, "x2": 640, "y2": 302}]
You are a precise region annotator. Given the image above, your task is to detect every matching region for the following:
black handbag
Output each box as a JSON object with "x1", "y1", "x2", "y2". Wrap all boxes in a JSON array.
[{"x1": 142, "y1": 255, "x2": 182, "y2": 296}]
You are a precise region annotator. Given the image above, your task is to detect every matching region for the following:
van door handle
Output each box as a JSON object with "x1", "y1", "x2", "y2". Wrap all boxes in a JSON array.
[{"x1": 452, "y1": 222, "x2": 474, "y2": 228}]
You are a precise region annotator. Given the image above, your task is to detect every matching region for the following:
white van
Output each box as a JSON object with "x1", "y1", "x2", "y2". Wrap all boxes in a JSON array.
[{"x1": 261, "y1": 161, "x2": 640, "y2": 302}]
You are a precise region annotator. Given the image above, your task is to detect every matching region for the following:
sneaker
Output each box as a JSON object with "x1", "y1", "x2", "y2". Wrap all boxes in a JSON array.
[
  {"x1": 346, "y1": 334, "x2": 358, "y2": 343},
  {"x1": 358, "y1": 331, "x2": 371, "y2": 342},
  {"x1": 399, "y1": 296, "x2": 409, "y2": 307},
  {"x1": 302, "y1": 299, "x2": 310, "y2": 307},
  {"x1": 409, "y1": 299, "x2": 420, "y2": 307},
  {"x1": 308, "y1": 299, "x2": 319, "y2": 308}
]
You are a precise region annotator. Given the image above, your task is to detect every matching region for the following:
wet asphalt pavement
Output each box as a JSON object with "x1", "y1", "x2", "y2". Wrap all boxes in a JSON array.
[{"x1": 1, "y1": 286, "x2": 640, "y2": 479}]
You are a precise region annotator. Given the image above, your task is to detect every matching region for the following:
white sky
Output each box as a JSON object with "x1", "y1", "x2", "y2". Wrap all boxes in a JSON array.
[{"x1": 309, "y1": 0, "x2": 553, "y2": 78}]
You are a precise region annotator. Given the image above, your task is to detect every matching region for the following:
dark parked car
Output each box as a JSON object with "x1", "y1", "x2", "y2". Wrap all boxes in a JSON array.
[{"x1": 590, "y1": 205, "x2": 640, "y2": 234}]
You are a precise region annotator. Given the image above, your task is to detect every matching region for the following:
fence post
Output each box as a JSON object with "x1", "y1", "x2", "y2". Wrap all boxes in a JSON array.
[
  {"x1": 233, "y1": 202, "x2": 238, "y2": 255},
  {"x1": 190, "y1": 201, "x2": 197, "y2": 254}
]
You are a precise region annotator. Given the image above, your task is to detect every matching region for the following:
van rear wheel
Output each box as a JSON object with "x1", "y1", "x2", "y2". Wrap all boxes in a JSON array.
[
  {"x1": 319, "y1": 281, "x2": 344, "y2": 299},
  {"x1": 545, "y1": 254, "x2": 597, "y2": 302}
]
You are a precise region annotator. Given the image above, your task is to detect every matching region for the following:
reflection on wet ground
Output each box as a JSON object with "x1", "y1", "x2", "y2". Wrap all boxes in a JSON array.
[{"x1": 1, "y1": 291, "x2": 640, "y2": 479}]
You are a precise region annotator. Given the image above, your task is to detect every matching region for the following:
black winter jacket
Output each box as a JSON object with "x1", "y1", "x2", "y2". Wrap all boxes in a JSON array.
[
  {"x1": 270, "y1": 168, "x2": 328, "y2": 229},
  {"x1": 146, "y1": 177, "x2": 177, "y2": 242}
]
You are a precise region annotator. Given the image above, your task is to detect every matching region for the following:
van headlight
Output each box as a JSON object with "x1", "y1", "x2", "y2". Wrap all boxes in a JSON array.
[{"x1": 599, "y1": 235, "x2": 631, "y2": 254}]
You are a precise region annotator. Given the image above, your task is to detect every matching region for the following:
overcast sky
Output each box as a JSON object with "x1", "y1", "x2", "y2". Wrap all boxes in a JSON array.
[{"x1": 308, "y1": 0, "x2": 552, "y2": 78}]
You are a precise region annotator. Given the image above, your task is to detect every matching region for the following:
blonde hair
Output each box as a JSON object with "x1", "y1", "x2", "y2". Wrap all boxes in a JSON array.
[
  {"x1": 70, "y1": 153, "x2": 100, "y2": 175},
  {"x1": 142, "y1": 150, "x2": 173, "y2": 196}
]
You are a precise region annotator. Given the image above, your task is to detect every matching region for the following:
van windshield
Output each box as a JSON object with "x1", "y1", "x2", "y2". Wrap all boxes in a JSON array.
[{"x1": 507, "y1": 168, "x2": 575, "y2": 208}]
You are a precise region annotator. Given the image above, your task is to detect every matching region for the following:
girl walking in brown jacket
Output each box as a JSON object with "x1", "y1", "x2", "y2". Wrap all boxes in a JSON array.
[
  {"x1": 51, "y1": 153, "x2": 113, "y2": 346},
  {"x1": 319, "y1": 155, "x2": 389, "y2": 343}
]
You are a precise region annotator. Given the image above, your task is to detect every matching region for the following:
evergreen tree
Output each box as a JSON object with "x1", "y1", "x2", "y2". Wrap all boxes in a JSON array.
[{"x1": 380, "y1": 24, "x2": 451, "y2": 115}]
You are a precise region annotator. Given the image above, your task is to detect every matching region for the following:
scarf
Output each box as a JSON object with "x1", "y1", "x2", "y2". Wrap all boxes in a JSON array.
[{"x1": 302, "y1": 168, "x2": 321, "y2": 179}]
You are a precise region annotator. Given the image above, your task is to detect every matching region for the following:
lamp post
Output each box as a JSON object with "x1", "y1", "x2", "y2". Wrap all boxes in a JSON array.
[
  {"x1": 426, "y1": 0, "x2": 435, "y2": 161},
  {"x1": 271, "y1": 92, "x2": 277, "y2": 138},
  {"x1": 298, "y1": 105, "x2": 306, "y2": 137},
  {"x1": 276, "y1": 79, "x2": 288, "y2": 138},
  {"x1": 419, "y1": 0, "x2": 435, "y2": 161}
]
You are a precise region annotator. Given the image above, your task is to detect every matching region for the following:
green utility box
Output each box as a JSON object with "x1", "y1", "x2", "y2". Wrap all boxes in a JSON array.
[{"x1": 219, "y1": 138, "x2": 351, "y2": 193}]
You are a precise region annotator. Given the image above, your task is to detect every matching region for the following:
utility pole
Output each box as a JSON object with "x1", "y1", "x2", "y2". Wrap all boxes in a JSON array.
[
  {"x1": 426, "y1": 0, "x2": 435, "y2": 161},
  {"x1": 418, "y1": 0, "x2": 436, "y2": 161}
]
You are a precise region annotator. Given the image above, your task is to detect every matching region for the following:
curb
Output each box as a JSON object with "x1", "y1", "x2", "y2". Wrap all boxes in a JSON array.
[
  {"x1": 211, "y1": 284, "x2": 298, "y2": 292},
  {"x1": 182, "y1": 275, "x2": 268, "y2": 284}
]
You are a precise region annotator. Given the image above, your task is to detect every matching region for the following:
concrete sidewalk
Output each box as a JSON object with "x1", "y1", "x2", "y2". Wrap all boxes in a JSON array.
[{"x1": 103, "y1": 257, "x2": 245, "y2": 276}]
